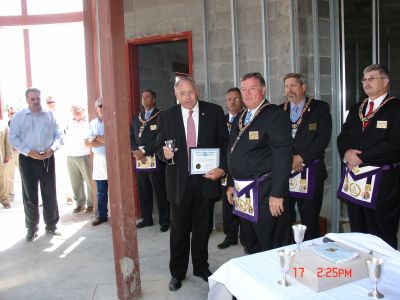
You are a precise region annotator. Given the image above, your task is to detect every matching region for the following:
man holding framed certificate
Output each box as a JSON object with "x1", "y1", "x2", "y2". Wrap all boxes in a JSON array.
[
  {"x1": 156, "y1": 77, "x2": 228, "y2": 291},
  {"x1": 130, "y1": 90, "x2": 170, "y2": 232}
]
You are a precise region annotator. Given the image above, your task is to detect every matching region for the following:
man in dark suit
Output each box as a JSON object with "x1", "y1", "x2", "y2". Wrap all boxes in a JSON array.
[
  {"x1": 280, "y1": 73, "x2": 332, "y2": 240},
  {"x1": 217, "y1": 87, "x2": 244, "y2": 250},
  {"x1": 226, "y1": 72, "x2": 293, "y2": 254},
  {"x1": 130, "y1": 90, "x2": 170, "y2": 232},
  {"x1": 337, "y1": 64, "x2": 400, "y2": 249},
  {"x1": 156, "y1": 77, "x2": 228, "y2": 291}
]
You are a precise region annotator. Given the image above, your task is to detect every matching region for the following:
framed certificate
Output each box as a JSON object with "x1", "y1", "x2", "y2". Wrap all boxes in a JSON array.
[{"x1": 189, "y1": 148, "x2": 220, "y2": 175}]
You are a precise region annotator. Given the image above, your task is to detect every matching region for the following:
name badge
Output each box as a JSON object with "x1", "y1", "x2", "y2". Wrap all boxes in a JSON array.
[
  {"x1": 150, "y1": 124, "x2": 157, "y2": 130},
  {"x1": 249, "y1": 131, "x2": 259, "y2": 140},
  {"x1": 309, "y1": 123, "x2": 317, "y2": 130},
  {"x1": 376, "y1": 121, "x2": 387, "y2": 129}
]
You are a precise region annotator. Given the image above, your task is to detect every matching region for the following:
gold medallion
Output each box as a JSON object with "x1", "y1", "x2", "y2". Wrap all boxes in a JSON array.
[{"x1": 349, "y1": 183, "x2": 361, "y2": 197}]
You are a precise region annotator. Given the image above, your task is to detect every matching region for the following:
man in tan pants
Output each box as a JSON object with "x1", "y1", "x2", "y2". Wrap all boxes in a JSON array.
[{"x1": 0, "y1": 118, "x2": 13, "y2": 208}]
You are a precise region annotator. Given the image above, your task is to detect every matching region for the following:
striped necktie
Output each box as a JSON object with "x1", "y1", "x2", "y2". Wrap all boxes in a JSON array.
[{"x1": 244, "y1": 111, "x2": 252, "y2": 125}]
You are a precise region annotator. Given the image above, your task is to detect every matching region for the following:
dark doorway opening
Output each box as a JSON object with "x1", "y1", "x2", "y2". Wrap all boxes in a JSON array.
[
  {"x1": 127, "y1": 31, "x2": 193, "y2": 117},
  {"x1": 340, "y1": 0, "x2": 400, "y2": 112}
]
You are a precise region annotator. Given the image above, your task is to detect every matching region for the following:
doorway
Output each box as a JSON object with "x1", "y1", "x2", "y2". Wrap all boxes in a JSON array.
[{"x1": 127, "y1": 31, "x2": 193, "y2": 117}]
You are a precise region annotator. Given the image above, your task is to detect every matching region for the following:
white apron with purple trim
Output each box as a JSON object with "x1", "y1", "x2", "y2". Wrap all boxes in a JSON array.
[
  {"x1": 289, "y1": 159, "x2": 318, "y2": 199},
  {"x1": 337, "y1": 165, "x2": 386, "y2": 209},
  {"x1": 232, "y1": 173, "x2": 271, "y2": 223}
]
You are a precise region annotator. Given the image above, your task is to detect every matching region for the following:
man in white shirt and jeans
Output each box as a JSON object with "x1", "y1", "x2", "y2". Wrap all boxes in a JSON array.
[{"x1": 65, "y1": 105, "x2": 94, "y2": 213}]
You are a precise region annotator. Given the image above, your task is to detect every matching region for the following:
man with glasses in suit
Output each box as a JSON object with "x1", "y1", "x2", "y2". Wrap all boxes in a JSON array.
[{"x1": 338, "y1": 64, "x2": 400, "y2": 249}]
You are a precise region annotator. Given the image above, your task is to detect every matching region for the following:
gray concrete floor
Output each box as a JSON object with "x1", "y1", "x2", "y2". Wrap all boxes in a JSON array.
[{"x1": 0, "y1": 167, "x2": 244, "y2": 300}]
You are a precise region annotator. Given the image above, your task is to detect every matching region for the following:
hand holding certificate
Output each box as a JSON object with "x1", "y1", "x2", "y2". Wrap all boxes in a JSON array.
[{"x1": 189, "y1": 148, "x2": 220, "y2": 176}]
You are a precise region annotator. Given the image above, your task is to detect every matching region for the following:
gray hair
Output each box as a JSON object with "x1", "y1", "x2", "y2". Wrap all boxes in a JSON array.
[
  {"x1": 283, "y1": 73, "x2": 306, "y2": 85},
  {"x1": 174, "y1": 76, "x2": 198, "y2": 92},
  {"x1": 363, "y1": 64, "x2": 390, "y2": 79},
  {"x1": 25, "y1": 87, "x2": 41, "y2": 98}
]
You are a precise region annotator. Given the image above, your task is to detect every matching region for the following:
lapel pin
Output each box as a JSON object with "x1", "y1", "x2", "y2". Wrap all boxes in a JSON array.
[{"x1": 202, "y1": 112, "x2": 205, "y2": 116}]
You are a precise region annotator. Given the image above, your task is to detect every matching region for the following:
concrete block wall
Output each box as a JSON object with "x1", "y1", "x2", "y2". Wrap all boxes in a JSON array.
[
  {"x1": 138, "y1": 41, "x2": 187, "y2": 111},
  {"x1": 266, "y1": 0, "x2": 294, "y2": 103}
]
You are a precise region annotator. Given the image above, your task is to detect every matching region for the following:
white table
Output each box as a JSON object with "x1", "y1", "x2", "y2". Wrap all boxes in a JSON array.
[{"x1": 208, "y1": 233, "x2": 400, "y2": 300}]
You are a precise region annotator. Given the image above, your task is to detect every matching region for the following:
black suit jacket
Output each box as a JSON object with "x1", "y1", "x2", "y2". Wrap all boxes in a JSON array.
[
  {"x1": 337, "y1": 96, "x2": 400, "y2": 165},
  {"x1": 130, "y1": 108, "x2": 161, "y2": 155},
  {"x1": 280, "y1": 99, "x2": 332, "y2": 180},
  {"x1": 228, "y1": 101, "x2": 293, "y2": 198},
  {"x1": 156, "y1": 101, "x2": 229, "y2": 204}
]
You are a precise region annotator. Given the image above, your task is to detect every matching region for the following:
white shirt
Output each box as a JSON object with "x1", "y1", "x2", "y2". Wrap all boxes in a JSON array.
[
  {"x1": 181, "y1": 101, "x2": 199, "y2": 145},
  {"x1": 228, "y1": 113, "x2": 236, "y2": 123},
  {"x1": 368, "y1": 93, "x2": 387, "y2": 112},
  {"x1": 64, "y1": 118, "x2": 91, "y2": 157}
]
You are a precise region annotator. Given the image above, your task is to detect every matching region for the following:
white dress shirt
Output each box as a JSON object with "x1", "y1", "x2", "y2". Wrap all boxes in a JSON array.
[{"x1": 368, "y1": 93, "x2": 387, "y2": 112}]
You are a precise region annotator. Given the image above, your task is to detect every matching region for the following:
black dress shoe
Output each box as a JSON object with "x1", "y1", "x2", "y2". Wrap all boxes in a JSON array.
[
  {"x1": 92, "y1": 217, "x2": 108, "y2": 226},
  {"x1": 168, "y1": 277, "x2": 182, "y2": 291},
  {"x1": 136, "y1": 221, "x2": 153, "y2": 228},
  {"x1": 193, "y1": 269, "x2": 212, "y2": 282},
  {"x1": 217, "y1": 237, "x2": 238, "y2": 249},
  {"x1": 160, "y1": 224, "x2": 170, "y2": 232},
  {"x1": 26, "y1": 228, "x2": 38, "y2": 241}
]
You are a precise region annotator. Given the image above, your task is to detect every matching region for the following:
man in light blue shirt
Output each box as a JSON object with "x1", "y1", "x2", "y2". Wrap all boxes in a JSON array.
[
  {"x1": 9, "y1": 87, "x2": 63, "y2": 241},
  {"x1": 86, "y1": 97, "x2": 108, "y2": 226}
]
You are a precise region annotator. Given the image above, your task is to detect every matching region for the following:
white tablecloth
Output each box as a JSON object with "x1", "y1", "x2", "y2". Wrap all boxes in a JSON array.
[{"x1": 208, "y1": 233, "x2": 400, "y2": 300}]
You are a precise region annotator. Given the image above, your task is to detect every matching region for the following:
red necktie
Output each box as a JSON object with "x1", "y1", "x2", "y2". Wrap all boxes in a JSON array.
[
  {"x1": 363, "y1": 101, "x2": 374, "y2": 129},
  {"x1": 187, "y1": 110, "x2": 196, "y2": 151}
]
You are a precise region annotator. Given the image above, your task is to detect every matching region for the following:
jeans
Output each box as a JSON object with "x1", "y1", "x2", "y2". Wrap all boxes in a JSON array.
[{"x1": 95, "y1": 180, "x2": 108, "y2": 220}]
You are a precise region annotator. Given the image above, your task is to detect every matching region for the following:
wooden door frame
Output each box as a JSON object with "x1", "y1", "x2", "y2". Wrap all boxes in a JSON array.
[{"x1": 125, "y1": 31, "x2": 193, "y2": 217}]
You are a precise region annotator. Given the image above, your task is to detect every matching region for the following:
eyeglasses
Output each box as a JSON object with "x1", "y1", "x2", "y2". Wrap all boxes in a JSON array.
[{"x1": 360, "y1": 77, "x2": 386, "y2": 83}]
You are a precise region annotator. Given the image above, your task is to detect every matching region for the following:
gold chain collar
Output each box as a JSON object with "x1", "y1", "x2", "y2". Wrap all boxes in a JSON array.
[
  {"x1": 283, "y1": 97, "x2": 313, "y2": 129},
  {"x1": 358, "y1": 96, "x2": 395, "y2": 124},
  {"x1": 230, "y1": 100, "x2": 270, "y2": 153},
  {"x1": 138, "y1": 110, "x2": 161, "y2": 126}
]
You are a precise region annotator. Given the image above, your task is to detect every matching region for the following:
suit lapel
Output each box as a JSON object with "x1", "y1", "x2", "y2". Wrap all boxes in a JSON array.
[
  {"x1": 174, "y1": 105, "x2": 187, "y2": 150},
  {"x1": 197, "y1": 101, "x2": 206, "y2": 147}
]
